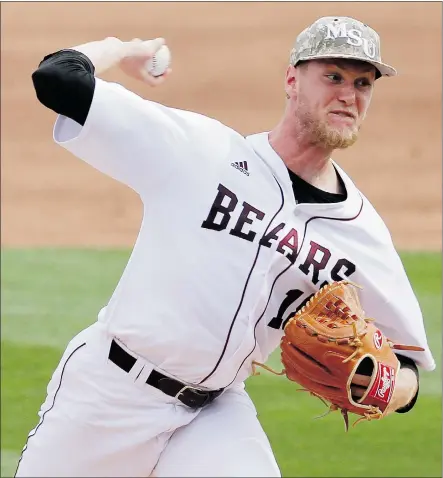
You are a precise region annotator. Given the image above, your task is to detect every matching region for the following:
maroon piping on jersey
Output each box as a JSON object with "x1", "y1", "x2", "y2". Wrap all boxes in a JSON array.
[
  {"x1": 197, "y1": 178, "x2": 285, "y2": 385},
  {"x1": 224, "y1": 190, "x2": 365, "y2": 389}
]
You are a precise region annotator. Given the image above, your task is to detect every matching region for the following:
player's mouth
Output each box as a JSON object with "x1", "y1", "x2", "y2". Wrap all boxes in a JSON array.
[
  {"x1": 328, "y1": 110, "x2": 356, "y2": 125},
  {"x1": 329, "y1": 109, "x2": 356, "y2": 118}
]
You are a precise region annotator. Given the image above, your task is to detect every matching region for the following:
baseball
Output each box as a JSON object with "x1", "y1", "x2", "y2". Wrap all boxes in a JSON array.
[{"x1": 144, "y1": 45, "x2": 171, "y2": 77}]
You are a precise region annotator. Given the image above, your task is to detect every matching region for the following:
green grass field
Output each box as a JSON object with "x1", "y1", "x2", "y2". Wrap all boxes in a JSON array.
[{"x1": 1, "y1": 249, "x2": 441, "y2": 477}]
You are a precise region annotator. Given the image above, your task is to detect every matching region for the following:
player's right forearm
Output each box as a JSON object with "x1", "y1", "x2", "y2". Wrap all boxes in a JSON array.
[{"x1": 70, "y1": 37, "x2": 126, "y2": 75}]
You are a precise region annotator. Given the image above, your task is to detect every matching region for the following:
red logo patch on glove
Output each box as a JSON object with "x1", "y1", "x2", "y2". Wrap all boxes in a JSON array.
[
  {"x1": 373, "y1": 329, "x2": 383, "y2": 349},
  {"x1": 368, "y1": 363, "x2": 396, "y2": 404}
]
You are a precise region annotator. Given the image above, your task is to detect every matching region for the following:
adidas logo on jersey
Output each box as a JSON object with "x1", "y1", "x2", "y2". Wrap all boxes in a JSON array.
[{"x1": 231, "y1": 161, "x2": 250, "y2": 176}]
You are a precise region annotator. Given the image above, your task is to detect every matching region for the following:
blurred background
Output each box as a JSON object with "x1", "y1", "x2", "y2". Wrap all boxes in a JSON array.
[
  {"x1": 1, "y1": 1, "x2": 441, "y2": 248},
  {"x1": 1, "y1": 2, "x2": 441, "y2": 477}
]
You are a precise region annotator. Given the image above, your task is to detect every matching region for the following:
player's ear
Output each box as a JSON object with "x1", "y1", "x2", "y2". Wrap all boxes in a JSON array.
[{"x1": 285, "y1": 64, "x2": 298, "y2": 100}]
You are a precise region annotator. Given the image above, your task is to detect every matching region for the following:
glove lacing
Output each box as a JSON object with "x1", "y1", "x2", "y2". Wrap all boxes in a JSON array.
[
  {"x1": 296, "y1": 389, "x2": 383, "y2": 431},
  {"x1": 342, "y1": 321, "x2": 364, "y2": 363},
  {"x1": 250, "y1": 361, "x2": 384, "y2": 432},
  {"x1": 251, "y1": 361, "x2": 285, "y2": 376}
]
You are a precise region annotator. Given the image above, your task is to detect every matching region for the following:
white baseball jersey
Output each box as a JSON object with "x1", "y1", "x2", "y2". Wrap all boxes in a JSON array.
[{"x1": 53, "y1": 78, "x2": 435, "y2": 391}]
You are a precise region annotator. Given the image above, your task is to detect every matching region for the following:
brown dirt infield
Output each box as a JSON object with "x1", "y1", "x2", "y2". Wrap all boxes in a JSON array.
[{"x1": 1, "y1": 2, "x2": 441, "y2": 250}]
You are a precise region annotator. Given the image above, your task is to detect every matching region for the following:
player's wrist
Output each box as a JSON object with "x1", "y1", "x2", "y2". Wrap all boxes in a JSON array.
[
  {"x1": 394, "y1": 362, "x2": 420, "y2": 413},
  {"x1": 386, "y1": 367, "x2": 418, "y2": 414}
]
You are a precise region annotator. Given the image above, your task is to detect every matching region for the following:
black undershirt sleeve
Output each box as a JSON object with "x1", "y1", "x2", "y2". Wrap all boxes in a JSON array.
[{"x1": 31, "y1": 49, "x2": 96, "y2": 126}]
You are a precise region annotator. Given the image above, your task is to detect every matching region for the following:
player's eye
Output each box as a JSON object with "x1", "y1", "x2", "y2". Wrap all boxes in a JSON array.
[
  {"x1": 326, "y1": 73, "x2": 343, "y2": 83},
  {"x1": 355, "y1": 77, "x2": 373, "y2": 89}
]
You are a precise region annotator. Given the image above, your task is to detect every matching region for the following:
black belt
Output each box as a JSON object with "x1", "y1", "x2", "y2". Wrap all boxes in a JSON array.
[{"x1": 108, "y1": 339, "x2": 224, "y2": 409}]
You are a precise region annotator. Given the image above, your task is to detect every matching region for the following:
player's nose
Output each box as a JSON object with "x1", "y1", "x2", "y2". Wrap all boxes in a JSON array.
[{"x1": 336, "y1": 85, "x2": 356, "y2": 106}]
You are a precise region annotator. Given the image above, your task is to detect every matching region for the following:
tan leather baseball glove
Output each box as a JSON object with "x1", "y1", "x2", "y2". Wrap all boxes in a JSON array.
[{"x1": 253, "y1": 280, "x2": 424, "y2": 431}]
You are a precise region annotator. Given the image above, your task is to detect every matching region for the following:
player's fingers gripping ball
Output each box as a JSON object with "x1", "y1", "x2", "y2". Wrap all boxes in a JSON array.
[
  {"x1": 141, "y1": 43, "x2": 171, "y2": 78},
  {"x1": 119, "y1": 38, "x2": 171, "y2": 85},
  {"x1": 254, "y1": 281, "x2": 424, "y2": 431}
]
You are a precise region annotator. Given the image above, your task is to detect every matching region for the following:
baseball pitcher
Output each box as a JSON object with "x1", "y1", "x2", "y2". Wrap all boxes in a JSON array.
[{"x1": 16, "y1": 16, "x2": 435, "y2": 477}]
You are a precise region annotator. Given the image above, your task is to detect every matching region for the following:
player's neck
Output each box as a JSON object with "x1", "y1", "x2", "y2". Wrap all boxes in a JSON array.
[{"x1": 269, "y1": 119, "x2": 342, "y2": 194}]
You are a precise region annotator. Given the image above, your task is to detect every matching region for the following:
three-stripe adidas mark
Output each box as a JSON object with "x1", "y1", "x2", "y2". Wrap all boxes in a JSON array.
[{"x1": 231, "y1": 161, "x2": 250, "y2": 176}]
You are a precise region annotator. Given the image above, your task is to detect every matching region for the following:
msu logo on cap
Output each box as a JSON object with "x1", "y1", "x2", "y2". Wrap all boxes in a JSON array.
[
  {"x1": 323, "y1": 20, "x2": 378, "y2": 59},
  {"x1": 289, "y1": 16, "x2": 397, "y2": 77}
]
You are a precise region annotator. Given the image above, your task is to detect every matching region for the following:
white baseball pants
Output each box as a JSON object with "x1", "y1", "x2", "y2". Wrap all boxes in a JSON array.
[{"x1": 15, "y1": 322, "x2": 281, "y2": 477}]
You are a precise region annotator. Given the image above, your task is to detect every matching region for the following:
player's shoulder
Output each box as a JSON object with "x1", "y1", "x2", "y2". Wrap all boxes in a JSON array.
[
  {"x1": 166, "y1": 106, "x2": 235, "y2": 134},
  {"x1": 95, "y1": 79, "x2": 265, "y2": 170},
  {"x1": 358, "y1": 190, "x2": 395, "y2": 244},
  {"x1": 333, "y1": 162, "x2": 394, "y2": 243},
  {"x1": 98, "y1": 79, "x2": 237, "y2": 131}
]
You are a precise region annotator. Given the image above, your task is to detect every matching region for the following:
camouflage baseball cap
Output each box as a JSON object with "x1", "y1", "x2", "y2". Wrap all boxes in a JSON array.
[{"x1": 290, "y1": 16, "x2": 397, "y2": 77}]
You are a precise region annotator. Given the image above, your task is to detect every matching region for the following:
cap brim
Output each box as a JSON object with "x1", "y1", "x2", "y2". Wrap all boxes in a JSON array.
[{"x1": 296, "y1": 53, "x2": 397, "y2": 77}]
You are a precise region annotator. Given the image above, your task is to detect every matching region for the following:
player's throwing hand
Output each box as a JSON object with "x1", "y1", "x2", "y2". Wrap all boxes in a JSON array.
[
  {"x1": 72, "y1": 36, "x2": 171, "y2": 86},
  {"x1": 119, "y1": 37, "x2": 172, "y2": 85}
]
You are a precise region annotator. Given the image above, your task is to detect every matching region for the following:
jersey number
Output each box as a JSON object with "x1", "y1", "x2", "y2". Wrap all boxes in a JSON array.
[{"x1": 267, "y1": 281, "x2": 329, "y2": 330}]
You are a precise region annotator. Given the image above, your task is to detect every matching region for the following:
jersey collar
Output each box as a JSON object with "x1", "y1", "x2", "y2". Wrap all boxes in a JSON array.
[{"x1": 246, "y1": 132, "x2": 363, "y2": 218}]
